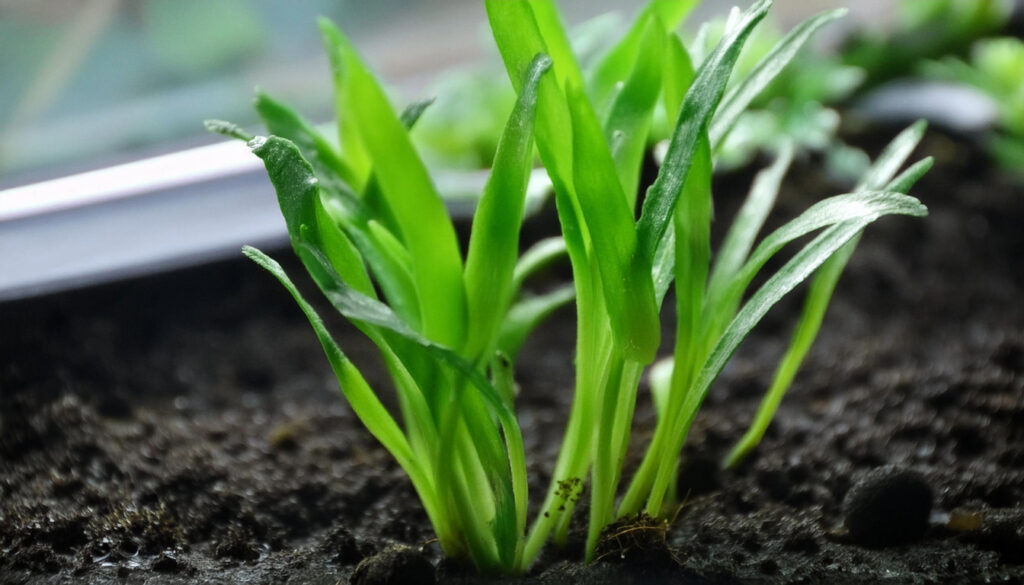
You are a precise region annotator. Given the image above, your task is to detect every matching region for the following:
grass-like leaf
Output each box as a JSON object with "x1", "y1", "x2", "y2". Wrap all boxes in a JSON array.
[
  {"x1": 636, "y1": 0, "x2": 771, "y2": 262},
  {"x1": 464, "y1": 55, "x2": 552, "y2": 362},
  {"x1": 709, "y1": 8, "x2": 848, "y2": 149}
]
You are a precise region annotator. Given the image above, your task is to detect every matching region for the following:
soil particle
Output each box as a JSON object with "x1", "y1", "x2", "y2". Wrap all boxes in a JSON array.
[
  {"x1": 150, "y1": 549, "x2": 191, "y2": 573},
  {"x1": 320, "y1": 524, "x2": 374, "y2": 565},
  {"x1": 842, "y1": 466, "x2": 933, "y2": 547},
  {"x1": 214, "y1": 530, "x2": 262, "y2": 562},
  {"x1": 594, "y1": 513, "x2": 676, "y2": 566},
  {"x1": 351, "y1": 544, "x2": 436, "y2": 585},
  {"x1": 970, "y1": 510, "x2": 1024, "y2": 565}
]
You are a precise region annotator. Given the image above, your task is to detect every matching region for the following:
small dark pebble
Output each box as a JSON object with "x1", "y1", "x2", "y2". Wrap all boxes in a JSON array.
[
  {"x1": 320, "y1": 524, "x2": 369, "y2": 565},
  {"x1": 351, "y1": 545, "x2": 435, "y2": 585},
  {"x1": 843, "y1": 466, "x2": 932, "y2": 547},
  {"x1": 151, "y1": 550, "x2": 184, "y2": 573},
  {"x1": 215, "y1": 536, "x2": 260, "y2": 561}
]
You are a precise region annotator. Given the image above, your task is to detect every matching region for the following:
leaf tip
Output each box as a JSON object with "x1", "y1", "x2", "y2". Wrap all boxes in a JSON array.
[
  {"x1": 247, "y1": 135, "x2": 268, "y2": 152},
  {"x1": 204, "y1": 119, "x2": 254, "y2": 142}
]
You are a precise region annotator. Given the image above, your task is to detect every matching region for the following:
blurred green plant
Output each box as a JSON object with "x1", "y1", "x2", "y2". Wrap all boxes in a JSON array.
[
  {"x1": 922, "y1": 36, "x2": 1024, "y2": 170},
  {"x1": 841, "y1": 0, "x2": 1012, "y2": 90}
]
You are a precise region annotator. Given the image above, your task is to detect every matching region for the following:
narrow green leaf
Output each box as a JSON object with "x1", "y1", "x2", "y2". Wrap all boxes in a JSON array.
[
  {"x1": 636, "y1": 0, "x2": 772, "y2": 263},
  {"x1": 366, "y1": 219, "x2": 422, "y2": 327},
  {"x1": 590, "y1": 0, "x2": 697, "y2": 113},
  {"x1": 886, "y1": 157, "x2": 934, "y2": 193},
  {"x1": 325, "y1": 26, "x2": 467, "y2": 347},
  {"x1": 709, "y1": 8, "x2": 848, "y2": 149},
  {"x1": 319, "y1": 17, "x2": 371, "y2": 189},
  {"x1": 464, "y1": 54, "x2": 551, "y2": 361},
  {"x1": 527, "y1": 1, "x2": 584, "y2": 90},
  {"x1": 661, "y1": 34, "x2": 696, "y2": 125},
  {"x1": 249, "y1": 135, "x2": 319, "y2": 248},
  {"x1": 204, "y1": 119, "x2": 254, "y2": 142},
  {"x1": 723, "y1": 154, "x2": 934, "y2": 468},
  {"x1": 672, "y1": 221, "x2": 877, "y2": 478},
  {"x1": 485, "y1": 0, "x2": 587, "y2": 291},
  {"x1": 400, "y1": 97, "x2": 435, "y2": 128},
  {"x1": 735, "y1": 192, "x2": 928, "y2": 295},
  {"x1": 671, "y1": 130, "x2": 713, "y2": 391},
  {"x1": 722, "y1": 232, "x2": 851, "y2": 468},
  {"x1": 313, "y1": 197, "x2": 375, "y2": 297},
  {"x1": 361, "y1": 98, "x2": 436, "y2": 241},
  {"x1": 486, "y1": 0, "x2": 573, "y2": 184},
  {"x1": 254, "y1": 92, "x2": 359, "y2": 191},
  {"x1": 604, "y1": 14, "x2": 665, "y2": 202},
  {"x1": 567, "y1": 81, "x2": 660, "y2": 363},
  {"x1": 295, "y1": 242, "x2": 528, "y2": 558},
  {"x1": 856, "y1": 120, "x2": 928, "y2": 191}
]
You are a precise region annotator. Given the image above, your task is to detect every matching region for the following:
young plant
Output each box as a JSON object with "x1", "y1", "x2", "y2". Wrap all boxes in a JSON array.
[
  {"x1": 486, "y1": 0, "x2": 928, "y2": 561},
  {"x1": 210, "y1": 23, "x2": 567, "y2": 573},
  {"x1": 210, "y1": 0, "x2": 930, "y2": 573}
]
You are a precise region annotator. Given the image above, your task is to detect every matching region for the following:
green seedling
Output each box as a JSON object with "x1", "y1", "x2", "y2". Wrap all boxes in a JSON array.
[
  {"x1": 486, "y1": 0, "x2": 928, "y2": 560},
  {"x1": 209, "y1": 0, "x2": 930, "y2": 573}
]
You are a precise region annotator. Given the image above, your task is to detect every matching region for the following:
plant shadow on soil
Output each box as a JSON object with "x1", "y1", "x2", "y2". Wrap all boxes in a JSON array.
[{"x1": 1, "y1": 126, "x2": 1022, "y2": 584}]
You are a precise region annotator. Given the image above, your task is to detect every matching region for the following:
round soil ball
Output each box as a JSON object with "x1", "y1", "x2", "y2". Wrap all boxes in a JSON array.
[
  {"x1": 843, "y1": 466, "x2": 933, "y2": 547},
  {"x1": 351, "y1": 545, "x2": 436, "y2": 585}
]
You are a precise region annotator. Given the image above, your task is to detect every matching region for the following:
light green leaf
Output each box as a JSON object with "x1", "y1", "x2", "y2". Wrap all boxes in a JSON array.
[
  {"x1": 567, "y1": 81, "x2": 660, "y2": 363},
  {"x1": 604, "y1": 14, "x2": 665, "y2": 202},
  {"x1": 590, "y1": 0, "x2": 697, "y2": 114},
  {"x1": 464, "y1": 54, "x2": 551, "y2": 361},
  {"x1": 323, "y1": 24, "x2": 467, "y2": 347}
]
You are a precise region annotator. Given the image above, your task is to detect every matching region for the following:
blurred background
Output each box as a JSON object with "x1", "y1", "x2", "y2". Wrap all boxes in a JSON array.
[
  {"x1": 0, "y1": 0, "x2": 887, "y2": 181},
  {"x1": 0, "y1": 0, "x2": 1018, "y2": 299}
]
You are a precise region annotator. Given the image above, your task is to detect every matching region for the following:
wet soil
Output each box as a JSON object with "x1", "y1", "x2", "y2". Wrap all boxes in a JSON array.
[{"x1": 2, "y1": 128, "x2": 1022, "y2": 584}]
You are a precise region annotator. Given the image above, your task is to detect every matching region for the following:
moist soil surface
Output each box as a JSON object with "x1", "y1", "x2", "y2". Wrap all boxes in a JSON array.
[{"x1": 2, "y1": 127, "x2": 1022, "y2": 584}]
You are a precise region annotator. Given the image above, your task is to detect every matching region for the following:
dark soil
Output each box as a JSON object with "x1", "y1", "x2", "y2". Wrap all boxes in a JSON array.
[{"x1": 2, "y1": 127, "x2": 1022, "y2": 584}]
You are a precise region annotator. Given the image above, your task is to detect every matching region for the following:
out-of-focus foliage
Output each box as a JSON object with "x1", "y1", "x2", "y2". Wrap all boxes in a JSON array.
[
  {"x1": 923, "y1": 37, "x2": 1024, "y2": 170},
  {"x1": 841, "y1": 0, "x2": 1012, "y2": 90}
]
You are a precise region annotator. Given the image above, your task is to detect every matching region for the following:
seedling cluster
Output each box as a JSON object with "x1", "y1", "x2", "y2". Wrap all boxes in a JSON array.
[{"x1": 209, "y1": 0, "x2": 929, "y2": 574}]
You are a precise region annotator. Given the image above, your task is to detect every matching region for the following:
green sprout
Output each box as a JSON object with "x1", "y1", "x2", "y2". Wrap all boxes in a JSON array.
[{"x1": 209, "y1": 0, "x2": 930, "y2": 573}]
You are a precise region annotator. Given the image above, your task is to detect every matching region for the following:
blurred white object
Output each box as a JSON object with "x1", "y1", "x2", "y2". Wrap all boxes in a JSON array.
[{"x1": 856, "y1": 81, "x2": 1000, "y2": 132}]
